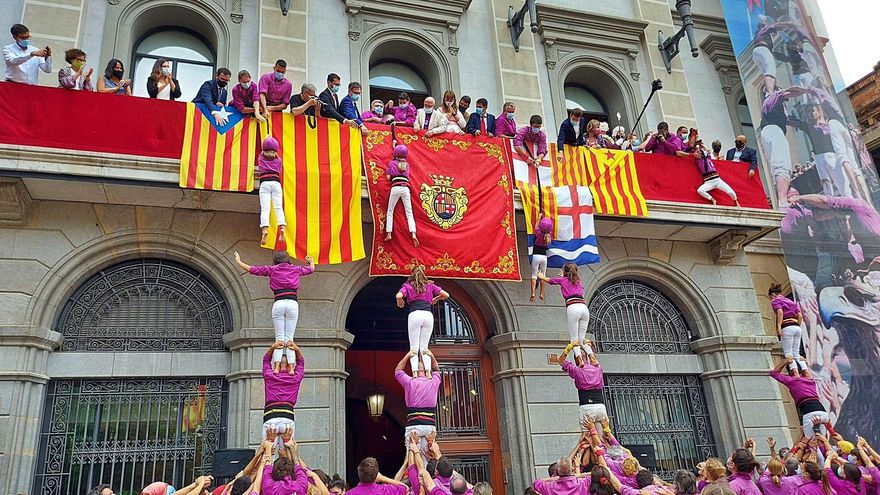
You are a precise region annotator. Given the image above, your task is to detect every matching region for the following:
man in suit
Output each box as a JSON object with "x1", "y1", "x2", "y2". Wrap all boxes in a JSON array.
[
  {"x1": 465, "y1": 98, "x2": 496, "y2": 137},
  {"x1": 557, "y1": 108, "x2": 587, "y2": 149},
  {"x1": 288, "y1": 82, "x2": 322, "y2": 117},
  {"x1": 726, "y1": 134, "x2": 759, "y2": 177},
  {"x1": 415, "y1": 97, "x2": 448, "y2": 137},
  {"x1": 318, "y1": 72, "x2": 356, "y2": 127},
  {"x1": 339, "y1": 81, "x2": 369, "y2": 132},
  {"x1": 193, "y1": 67, "x2": 232, "y2": 125}
]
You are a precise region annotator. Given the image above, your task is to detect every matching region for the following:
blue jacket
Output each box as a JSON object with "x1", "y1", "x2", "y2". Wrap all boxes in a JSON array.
[
  {"x1": 557, "y1": 118, "x2": 587, "y2": 149},
  {"x1": 466, "y1": 112, "x2": 497, "y2": 136},
  {"x1": 339, "y1": 94, "x2": 362, "y2": 125},
  {"x1": 192, "y1": 79, "x2": 227, "y2": 112},
  {"x1": 725, "y1": 146, "x2": 758, "y2": 171}
]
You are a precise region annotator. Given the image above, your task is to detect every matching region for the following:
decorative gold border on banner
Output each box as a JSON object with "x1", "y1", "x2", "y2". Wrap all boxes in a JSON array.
[
  {"x1": 424, "y1": 137, "x2": 448, "y2": 152},
  {"x1": 368, "y1": 159, "x2": 383, "y2": 185},
  {"x1": 452, "y1": 140, "x2": 471, "y2": 151},
  {"x1": 430, "y1": 252, "x2": 461, "y2": 272},
  {"x1": 464, "y1": 260, "x2": 486, "y2": 274},
  {"x1": 397, "y1": 133, "x2": 419, "y2": 145},
  {"x1": 478, "y1": 142, "x2": 504, "y2": 164},
  {"x1": 497, "y1": 173, "x2": 510, "y2": 195},
  {"x1": 365, "y1": 130, "x2": 390, "y2": 151},
  {"x1": 501, "y1": 211, "x2": 512, "y2": 238},
  {"x1": 375, "y1": 245, "x2": 399, "y2": 270},
  {"x1": 491, "y1": 248, "x2": 516, "y2": 274}
]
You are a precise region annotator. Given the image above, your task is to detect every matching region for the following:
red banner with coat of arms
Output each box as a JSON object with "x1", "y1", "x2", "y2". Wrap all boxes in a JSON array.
[{"x1": 363, "y1": 123, "x2": 520, "y2": 281}]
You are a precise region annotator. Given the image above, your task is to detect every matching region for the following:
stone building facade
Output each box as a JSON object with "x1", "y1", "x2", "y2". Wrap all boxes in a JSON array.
[
  {"x1": 846, "y1": 62, "x2": 880, "y2": 162},
  {"x1": 0, "y1": 1, "x2": 806, "y2": 494}
]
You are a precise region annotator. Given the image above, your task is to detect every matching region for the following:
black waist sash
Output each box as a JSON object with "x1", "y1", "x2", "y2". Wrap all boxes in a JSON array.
[
  {"x1": 781, "y1": 319, "x2": 799, "y2": 327},
  {"x1": 264, "y1": 401, "x2": 295, "y2": 422},
  {"x1": 409, "y1": 300, "x2": 431, "y2": 312},
  {"x1": 260, "y1": 172, "x2": 281, "y2": 183},
  {"x1": 406, "y1": 407, "x2": 437, "y2": 427},
  {"x1": 796, "y1": 398, "x2": 825, "y2": 416},
  {"x1": 702, "y1": 171, "x2": 720, "y2": 182},
  {"x1": 578, "y1": 389, "x2": 605, "y2": 406},
  {"x1": 565, "y1": 295, "x2": 586, "y2": 307},
  {"x1": 533, "y1": 245, "x2": 548, "y2": 256},
  {"x1": 273, "y1": 287, "x2": 298, "y2": 301},
  {"x1": 391, "y1": 175, "x2": 410, "y2": 187}
]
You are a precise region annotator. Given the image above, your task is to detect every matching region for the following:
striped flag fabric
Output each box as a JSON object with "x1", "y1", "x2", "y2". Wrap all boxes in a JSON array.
[
  {"x1": 261, "y1": 113, "x2": 365, "y2": 264},
  {"x1": 519, "y1": 182, "x2": 599, "y2": 267},
  {"x1": 552, "y1": 146, "x2": 648, "y2": 216},
  {"x1": 179, "y1": 103, "x2": 258, "y2": 192}
]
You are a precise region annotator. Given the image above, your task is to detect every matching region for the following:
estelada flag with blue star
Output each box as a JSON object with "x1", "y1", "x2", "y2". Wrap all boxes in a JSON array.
[{"x1": 179, "y1": 103, "x2": 259, "y2": 192}]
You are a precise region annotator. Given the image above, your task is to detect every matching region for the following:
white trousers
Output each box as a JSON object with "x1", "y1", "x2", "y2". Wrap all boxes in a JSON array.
[
  {"x1": 404, "y1": 424, "x2": 436, "y2": 461},
  {"x1": 802, "y1": 411, "x2": 830, "y2": 439},
  {"x1": 829, "y1": 119, "x2": 857, "y2": 169},
  {"x1": 259, "y1": 181, "x2": 286, "y2": 228},
  {"x1": 271, "y1": 299, "x2": 299, "y2": 364},
  {"x1": 579, "y1": 404, "x2": 609, "y2": 430},
  {"x1": 263, "y1": 417, "x2": 295, "y2": 457},
  {"x1": 753, "y1": 46, "x2": 776, "y2": 78},
  {"x1": 408, "y1": 310, "x2": 434, "y2": 371},
  {"x1": 387, "y1": 186, "x2": 416, "y2": 234},
  {"x1": 567, "y1": 303, "x2": 590, "y2": 357},
  {"x1": 814, "y1": 151, "x2": 851, "y2": 197},
  {"x1": 530, "y1": 254, "x2": 548, "y2": 280},
  {"x1": 759, "y1": 125, "x2": 792, "y2": 179},
  {"x1": 780, "y1": 324, "x2": 803, "y2": 360},
  {"x1": 697, "y1": 178, "x2": 737, "y2": 202}
]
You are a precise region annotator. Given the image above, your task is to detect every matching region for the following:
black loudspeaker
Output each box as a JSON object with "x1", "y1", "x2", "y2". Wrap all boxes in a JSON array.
[
  {"x1": 213, "y1": 449, "x2": 256, "y2": 478},
  {"x1": 624, "y1": 444, "x2": 657, "y2": 469}
]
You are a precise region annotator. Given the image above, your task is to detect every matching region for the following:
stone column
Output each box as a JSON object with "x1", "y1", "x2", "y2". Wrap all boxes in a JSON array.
[{"x1": 0, "y1": 325, "x2": 62, "y2": 495}]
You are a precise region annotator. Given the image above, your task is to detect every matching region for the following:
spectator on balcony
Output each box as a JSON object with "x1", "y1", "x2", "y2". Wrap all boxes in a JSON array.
[
  {"x1": 259, "y1": 60, "x2": 292, "y2": 119},
  {"x1": 96, "y1": 59, "x2": 131, "y2": 96},
  {"x1": 466, "y1": 98, "x2": 496, "y2": 137},
  {"x1": 458, "y1": 95, "x2": 472, "y2": 121},
  {"x1": 495, "y1": 101, "x2": 517, "y2": 138},
  {"x1": 340, "y1": 81, "x2": 368, "y2": 130},
  {"x1": 513, "y1": 115, "x2": 548, "y2": 167},
  {"x1": 146, "y1": 59, "x2": 180, "y2": 101},
  {"x1": 318, "y1": 73, "x2": 357, "y2": 128},
  {"x1": 440, "y1": 89, "x2": 466, "y2": 134},
  {"x1": 193, "y1": 67, "x2": 232, "y2": 125},
  {"x1": 231, "y1": 70, "x2": 263, "y2": 120},
  {"x1": 586, "y1": 120, "x2": 610, "y2": 149},
  {"x1": 385, "y1": 92, "x2": 417, "y2": 127},
  {"x1": 557, "y1": 108, "x2": 587, "y2": 149},
  {"x1": 416, "y1": 97, "x2": 448, "y2": 137},
  {"x1": 4, "y1": 23, "x2": 51, "y2": 85},
  {"x1": 361, "y1": 99, "x2": 388, "y2": 124},
  {"x1": 710, "y1": 140, "x2": 724, "y2": 161},
  {"x1": 725, "y1": 135, "x2": 759, "y2": 178},
  {"x1": 57, "y1": 48, "x2": 92, "y2": 91},
  {"x1": 288, "y1": 82, "x2": 322, "y2": 117},
  {"x1": 640, "y1": 122, "x2": 687, "y2": 157},
  {"x1": 619, "y1": 133, "x2": 640, "y2": 151},
  {"x1": 599, "y1": 122, "x2": 619, "y2": 149}
]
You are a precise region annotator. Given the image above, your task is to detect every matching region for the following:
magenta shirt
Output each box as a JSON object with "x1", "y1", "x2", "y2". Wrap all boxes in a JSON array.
[
  {"x1": 604, "y1": 456, "x2": 638, "y2": 489},
  {"x1": 347, "y1": 482, "x2": 407, "y2": 495},
  {"x1": 771, "y1": 297, "x2": 801, "y2": 321},
  {"x1": 249, "y1": 263, "x2": 314, "y2": 291},
  {"x1": 495, "y1": 115, "x2": 517, "y2": 137},
  {"x1": 861, "y1": 466, "x2": 879, "y2": 495},
  {"x1": 535, "y1": 217, "x2": 554, "y2": 247},
  {"x1": 391, "y1": 105, "x2": 417, "y2": 126},
  {"x1": 758, "y1": 472, "x2": 801, "y2": 495},
  {"x1": 728, "y1": 473, "x2": 762, "y2": 495},
  {"x1": 399, "y1": 282, "x2": 442, "y2": 305},
  {"x1": 548, "y1": 277, "x2": 584, "y2": 300},
  {"x1": 533, "y1": 475, "x2": 591, "y2": 495},
  {"x1": 514, "y1": 126, "x2": 549, "y2": 157},
  {"x1": 827, "y1": 468, "x2": 862, "y2": 495},
  {"x1": 231, "y1": 83, "x2": 259, "y2": 111},
  {"x1": 769, "y1": 371, "x2": 820, "y2": 403},
  {"x1": 386, "y1": 159, "x2": 410, "y2": 179},
  {"x1": 258, "y1": 73, "x2": 292, "y2": 105},
  {"x1": 562, "y1": 359, "x2": 603, "y2": 390},
  {"x1": 395, "y1": 369, "x2": 441, "y2": 408},
  {"x1": 361, "y1": 109, "x2": 385, "y2": 122},
  {"x1": 258, "y1": 155, "x2": 282, "y2": 176},
  {"x1": 261, "y1": 463, "x2": 308, "y2": 495},
  {"x1": 262, "y1": 352, "x2": 304, "y2": 404},
  {"x1": 644, "y1": 134, "x2": 684, "y2": 156},
  {"x1": 796, "y1": 480, "x2": 829, "y2": 495}
]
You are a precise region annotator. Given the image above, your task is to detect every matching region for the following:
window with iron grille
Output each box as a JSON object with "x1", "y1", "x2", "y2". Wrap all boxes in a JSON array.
[
  {"x1": 446, "y1": 455, "x2": 491, "y2": 483},
  {"x1": 603, "y1": 374, "x2": 716, "y2": 480},
  {"x1": 588, "y1": 280, "x2": 692, "y2": 353},
  {"x1": 34, "y1": 377, "x2": 228, "y2": 495},
  {"x1": 436, "y1": 361, "x2": 486, "y2": 436},
  {"x1": 431, "y1": 297, "x2": 477, "y2": 344},
  {"x1": 54, "y1": 259, "x2": 233, "y2": 352}
]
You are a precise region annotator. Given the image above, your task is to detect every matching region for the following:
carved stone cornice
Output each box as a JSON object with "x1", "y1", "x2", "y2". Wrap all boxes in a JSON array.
[
  {"x1": 672, "y1": 12, "x2": 729, "y2": 36},
  {"x1": 536, "y1": 5, "x2": 648, "y2": 54},
  {"x1": 343, "y1": 0, "x2": 470, "y2": 26},
  {"x1": 709, "y1": 229, "x2": 749, "y2": 265},
  {"x1": 700, "y1": 33, "x2": 740, "y2": 94},
  {"x1": 0, "y1": 177, "x2": 32, "y2": 227}
]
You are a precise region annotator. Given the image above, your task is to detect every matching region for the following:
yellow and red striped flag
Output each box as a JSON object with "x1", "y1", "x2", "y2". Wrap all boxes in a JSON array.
[
  {"x1": 262, "y1": 113, "x2": 365, "y2": 264},
  {"x1": 179, "y1": 103, "x2": 258, "y2": 192},
  {"x1": 551, "y1": 145, "x2": 648, "y2": 217}
]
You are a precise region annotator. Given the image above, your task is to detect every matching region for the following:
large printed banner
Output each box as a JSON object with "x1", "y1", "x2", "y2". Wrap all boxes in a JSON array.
[
  {"x1": 363, "y1": 124, "x2": 520, "y2": 281},
  {"x1": 720, "y1": 0, "x2": 880, "y2": 439}
]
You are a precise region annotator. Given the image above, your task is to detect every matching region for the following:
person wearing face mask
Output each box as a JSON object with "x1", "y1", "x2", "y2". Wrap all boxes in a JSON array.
[
  {"x1": 416, "y1": 97, "x2": 448, "y2": 137},
  {"x1": 440, "y1": 89, "x2": 466, "y2": 133},
  {"x1": 458, "y1": 95, "x2": 472, "y2": 121},
  {"x1": 230, "y1": 70, "x2": 263, "y2": 120},
  {"x1": 385, "y1": 92, "x2": 417, "y2": 127},
  {"x1": 620, "y1": 133, "x2": 640, "y2": 151},
  {"x1": 513, "y1": 115, "x2": 548, "y2": 167},
  {"x1": 641, "y1": 122, "x2": 688, "y2": 157},
  {"x1": 612, "y1": 126, "x2": 626, "y2": 147},
  {"x1": 339, "y1": 81, "x2": 369, "y2": 133},
  {"x1": 318, "y1": 72, "x2": 357, "y2": 127},
  {"x1": 4, "y1": 23, "x2": 51, "y2": 85},
  {"x1": 676, "y1": 126, "x2": 689, "y2": 142},
  {"x1": 465, "y1": 98, "x2": 496, "y2": 137},
  {"x1": 58, "y1": 48, "x2": 92, "y2": 91},
  {"x1": 725, "y1": 135, "x2": 759, "y2": 178},
  {"x1": 146, "y1": 58, "x2": 180, "y2": 100},
  {"x1": 495, "y1": 101, "x2": 518, "y2": 138},
  {"x1": 193, "y1": 67, "x2": 232, "y2": 125},
  {"x1": 599, "y1": 122, "x2": 619, "y2": 149},
  {"x1": 258, "y1": 60, "x2": 292, "y2": 119},
  {"x1": 557, "y1": 108, "x2": 587, "y2": 149},
  {"x1": 361, "y1": 99, "x2": 386, "y2": 124},
  {"x1": 710, "y1": 140, "x2": 724, "y2": 160},
  {"x1": 97, "y1": 58, "x2": 132, "y2": 96}
]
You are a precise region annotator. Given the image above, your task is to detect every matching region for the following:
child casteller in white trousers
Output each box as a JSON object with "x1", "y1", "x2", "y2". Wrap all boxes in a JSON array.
[
  {"x1": 768, "y1": 283, "x2": 809, "y2": 376},
  {"x1": 235, "y1": 250, "x2": 315, "y2": 373},
  {"x1": 258, "y1": 136, "x2": 286, "y2": 246},
  {"x1": 385, "y1": 144, "x2": 420, "y2": 247},
  {"x1": 396, "y1": 266, "x2": 449, "y2": 373},
  {"x1": 537, "y1": 263, "x2": 591, "y2": 367},
  {"x1": 530, "y1": 216, "x2": 553, "y2": 302},
  {"x1": 692, "y1": 140, "x2": 740, "y2": 206}
]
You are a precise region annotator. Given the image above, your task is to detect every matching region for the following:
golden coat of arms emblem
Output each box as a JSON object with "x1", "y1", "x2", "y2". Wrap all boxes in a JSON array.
[{"x1": 419, "y1": 174, "x2": 468, "y2": 229}]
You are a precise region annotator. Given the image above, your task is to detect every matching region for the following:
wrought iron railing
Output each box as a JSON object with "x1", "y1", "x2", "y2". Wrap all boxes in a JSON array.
[
  {"x1": 431, "y1": 297, "x2": 477, "y2": 344},
  {"x1": 446, "y1": 455, "x2": 491, "y2": 484},
  {"x1": 436, "y1": 361, "x2": 486, "y2": 436}
]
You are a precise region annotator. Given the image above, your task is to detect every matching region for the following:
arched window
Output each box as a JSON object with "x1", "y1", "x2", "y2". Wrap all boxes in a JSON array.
[
  {"x1": 132, "y1": 28, "x2": 216, "y2": 101},
  {"x1": 564, "y1": 84, "x2": 608, "y2": 121},
  {"x1": 55, "y1": 258, "x2": 233, "y2": 352},
  {"x1": 588, "y1": 279, "x2": 692, "y2": 353},
  {"x1": 369, "y1": 60, "x2": 431, "y2": 108}
]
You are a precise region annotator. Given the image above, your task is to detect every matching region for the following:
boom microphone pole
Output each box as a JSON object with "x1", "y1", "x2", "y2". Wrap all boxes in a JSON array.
[{"x1": 633, "y1": 79, "x2": 663, "y2": 138}]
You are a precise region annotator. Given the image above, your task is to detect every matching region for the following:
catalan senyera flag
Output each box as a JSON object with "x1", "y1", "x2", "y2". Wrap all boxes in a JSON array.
[
  {"x1": 552, "y1": 146, "x2": 648, "y2": 217},
  {"x1": 179, "y1": 103, "x2": 258, "y2": 192},
  {"x1": 261, "y1": 113, "x2": 365, "y2": 264},
  {"x1": 181, "y1": 384, "x2": 207, "y2": 433}
]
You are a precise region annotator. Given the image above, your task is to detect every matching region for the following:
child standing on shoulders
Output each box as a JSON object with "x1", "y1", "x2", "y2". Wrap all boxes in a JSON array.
[
  {"x1": 235, "y1": 250, "x2": 314, "y2": 373},
  {"x1": 768, "y1": 283, "x2": 808, "y2": 376},
  {"x1": 530, "y1": 216, "x2": 553, "y2": 302},
  {"x1": 396, "y1": 266, "x2": 449, "y2": 374},
  {"x1": 258, "y1": 136, "x2": 286, "y2": 246},
  {"x1": 538, "y1": 263, "x2": 590, "y2": 367},
  {"x1": 385, "y1": 144, "x2": 419, "y2": 247}
]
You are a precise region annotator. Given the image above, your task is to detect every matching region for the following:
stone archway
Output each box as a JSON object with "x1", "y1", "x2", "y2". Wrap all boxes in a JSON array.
[{"x1": 555, "y1": 55, "x2": 640, "y2": 135}]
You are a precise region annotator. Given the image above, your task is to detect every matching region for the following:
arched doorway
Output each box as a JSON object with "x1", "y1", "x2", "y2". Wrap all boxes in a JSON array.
[
  {"x1": 563, "y1": 65, "x2": 629, "y2": 130},
  {"x1": 132, "y1": 28, "x2": 216, "y2": 102},
  {"x1": 367, "y1": 40, "x2": 441, "y2": 109},
  {"x1": 344, "y1": 277, "x2": 503, "y2": 492}
]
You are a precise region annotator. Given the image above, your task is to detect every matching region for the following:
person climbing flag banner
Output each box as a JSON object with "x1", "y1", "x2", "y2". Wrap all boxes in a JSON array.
[
  {"x1": 179, "y1": 103, "x2": 258, "y2": 192},
  {"x1": 261, "y1": 113, "x2": 366, "y2": 264},
  {"x1": 363, "y1": 124, "x2": 520, "y2": 281}
]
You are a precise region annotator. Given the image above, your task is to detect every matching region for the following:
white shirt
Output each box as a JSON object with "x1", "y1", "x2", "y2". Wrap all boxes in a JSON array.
[
  {"x1": 733, "y1": 149, "x2": 743, "y2": 161},
  {"x1": 3, "y1": 42, "x2": 52, "y2": 84}
]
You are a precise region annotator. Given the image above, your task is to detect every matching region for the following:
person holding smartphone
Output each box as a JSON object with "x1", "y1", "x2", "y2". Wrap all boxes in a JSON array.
[
  {"x1": 96, "y1": 58, "x2": 131, "y2": 95},
  {"x1": 4, "y1": 23, "x2": 52, "y2": 85}
]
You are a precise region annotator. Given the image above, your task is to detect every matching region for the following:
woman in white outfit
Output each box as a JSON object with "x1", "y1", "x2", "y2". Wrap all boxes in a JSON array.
[{"x1": 396, "y1": 266, "x2": 450, "y2": 373}]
